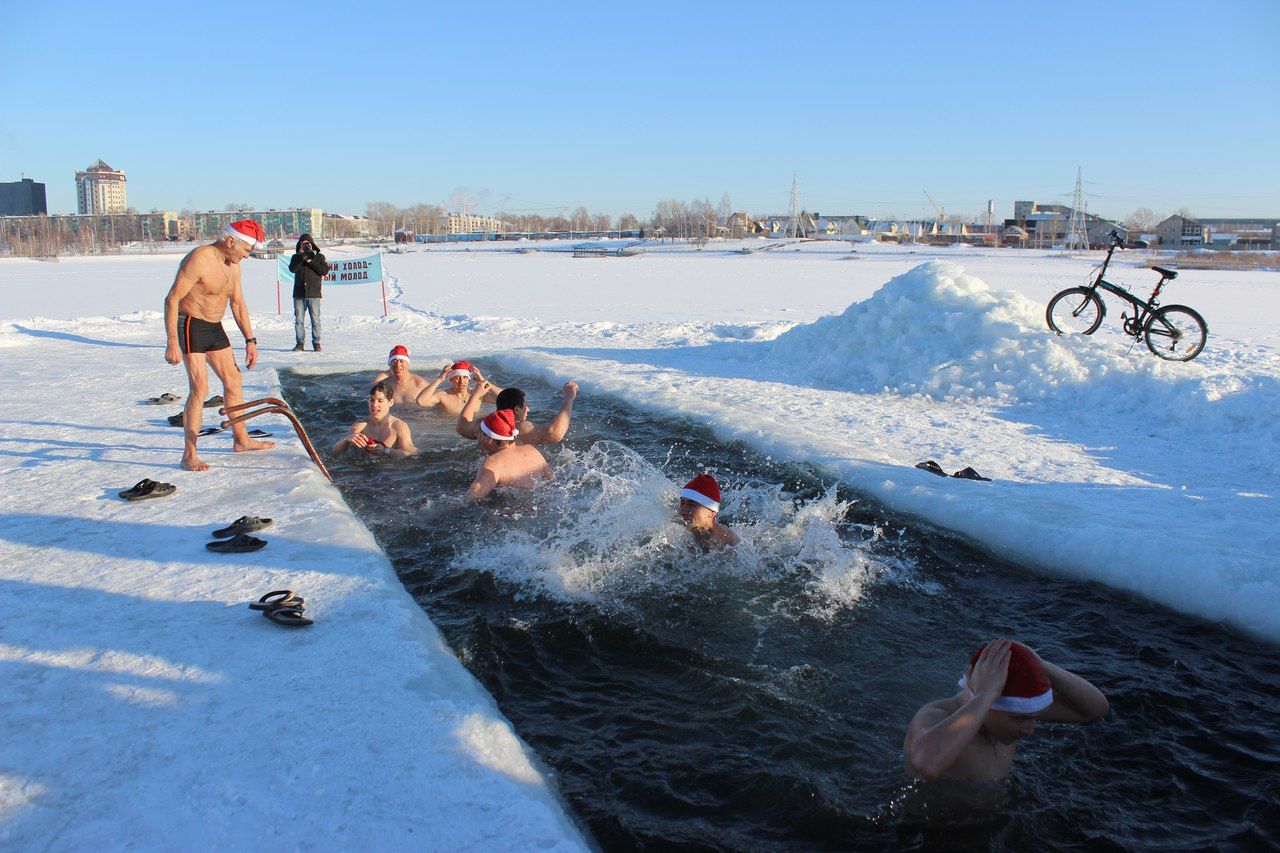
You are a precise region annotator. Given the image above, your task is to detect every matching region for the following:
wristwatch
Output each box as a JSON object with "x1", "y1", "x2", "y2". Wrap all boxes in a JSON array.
[{"x1": 245, "y1": 337, "x2": 258, "y2": 344}]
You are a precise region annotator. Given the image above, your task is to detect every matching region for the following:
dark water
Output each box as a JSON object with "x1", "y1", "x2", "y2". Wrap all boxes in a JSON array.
[{"x1": 282, "y1": 369, "x2": 1280, "y2": 851}]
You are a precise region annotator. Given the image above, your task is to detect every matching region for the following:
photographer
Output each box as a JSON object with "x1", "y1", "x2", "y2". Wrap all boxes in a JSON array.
[{"x1": 288, "y1": 233, "x2": 329, "y2": 351}]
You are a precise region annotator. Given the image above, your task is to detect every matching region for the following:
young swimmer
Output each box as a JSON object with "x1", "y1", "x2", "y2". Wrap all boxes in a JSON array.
[
  {"x1": 678, "y1": 474, "x2": 739, "y2": 549},
  {"x1": 903, "y1": 638, "x2": 1108, "y2": 782},
  {"x1": 372, "y1": 345, "x2": 433, "y2": 407},
  {"x1": 457, "y1": 380, "x2": 578, "y2": 446},
  {"x1": 332, "y1": 381, "x2": 417, "y2": 459},
  {"x1": 464, "y1": 409, "x2": 552, "y2": 502},
  {"x1": 417, "y1": 360, "x2": 502, "y2": 415}
]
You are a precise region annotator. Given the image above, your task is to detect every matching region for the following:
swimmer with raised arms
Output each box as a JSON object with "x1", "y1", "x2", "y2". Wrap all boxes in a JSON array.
[
  {"x1": 418, "y1": 360, "x2": 501, "y2": 415},
  {"x1": 332, "y1": 381, "x2": 417, "y2": 459},
  {"x1": 903, "y1": 638, "x2": 1108, "y2": 782},
  {"x1": 464, "y1": 409, "x2": 552, "y2": 503}
]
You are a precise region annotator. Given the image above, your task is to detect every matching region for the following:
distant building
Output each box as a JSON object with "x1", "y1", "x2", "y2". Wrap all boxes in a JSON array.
[
  {"x1": 441, "y1": 212, "x2": 503, "y2": 234},
  {"x1": 0, "y1": 178, "x2": 47, "y2": 216},
  {"x1": 192, "y1": 209, "x2": 324, "y2": 240},
  {"x1": 0, "y1": 211, "x2": 179, "y2": 250},
  {"x1": 76, "y1": 159, "x2": 128, "y2": 214},
  {"x1": 1154, "y1": 215, "x2": 1209, "y2": 247},
  {"x1": 1005, "y1": 200, "x2": 1124, "y2": 248}
]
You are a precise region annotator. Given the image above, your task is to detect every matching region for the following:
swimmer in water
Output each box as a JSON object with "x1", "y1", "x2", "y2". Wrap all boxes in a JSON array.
[
  {"x1": 677, "y1": 473, "x2": 739, "y2": 549},
  {"x1": 372, "y1": 345, "x2": 434, "y2": 407},
  {"x1": 903, "y1": 638, "x2": 1108, "y2": 782},
  {"x1": 332, "y1": 381, "x2": 417, "y2": 459},
  {"x1": 456, "y1": 380, "x2": 578, "y2": 446},
  {"x1": 417, "y1": 360, "x2": 502, "y2": 415},
  {"x1": 463, "y1": 408, "x2": 552, "y2": 503}
]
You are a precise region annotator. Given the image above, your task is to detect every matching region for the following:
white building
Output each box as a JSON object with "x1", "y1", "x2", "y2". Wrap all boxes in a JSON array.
[
  {"x1": 442, "y1": 212, "x2": 503, "y2": 234},
  {"x1": 76, "y1": 159, "x2": 127, "y2": 214}
]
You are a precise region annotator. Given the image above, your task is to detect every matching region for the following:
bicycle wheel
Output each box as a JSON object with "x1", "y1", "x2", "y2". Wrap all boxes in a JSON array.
[
  {"x1": 1144, "y1": 305, "x2": 1207, "y2": 361},
  {"x1": 1046, "y1": 287, "x2": 1104, "y2": 335}
]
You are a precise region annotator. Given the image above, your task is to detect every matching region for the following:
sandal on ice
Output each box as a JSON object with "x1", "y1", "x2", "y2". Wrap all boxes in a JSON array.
[
  {"x1": 198, "y1": 426, "x2": 221, "y2": 437},
  {"x1": 914, "y1": 460, "x2": 947, "y2": 477},
  {"x1": 248, "y1": 429, "x2": 272, "y2": 438},
  {"x1": 145, "y1": 393, "x2": 181, "y2": 405},
  {"x1": 119, "y1": 478, "x2": 176, "y2": 501},
  {"x1": 206, "y1": 533, "x2": 267, "y2": 553},
  {"x1": 249, "y1": 589, "x2": 304, "y2": 611},
  {"x1": 264, "y1": 606, "x2": 312, "y2": 627},
  {"x1": 167, "y1": 413, "x2": 185, "y2": 426},
  {"x1": 214, "y1": 516, "x2": 273, "y2": 538},
  {"x1": 203, "y1": 395, "x2": 224, "y2": 408},
  {"x1": 951, "y1": 466, "x2": 992, "y2": 482}
]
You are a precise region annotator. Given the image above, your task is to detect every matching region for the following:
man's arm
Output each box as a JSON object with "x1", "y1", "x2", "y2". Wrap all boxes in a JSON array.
[
  {"x1": 416, "y1": 366, "x2": 452, "y2": 408},
  {"x1": 163, "y1": 253, "x2": 200, "y2": 365},
  {"x1": 391, "y1": 420, "x2": 417, "y2": 457},
  {"x1": 464, "y1": 466, "x2": 499, "y2": 503},
  {"x1": 308, "y1": 253, "x2": 330, "y2": 276},
  {"x1": 469, "y1": 365, "x2": 503, "y2": 402},
  {"x1": 904, "y1": 639, "x2": 1010, "y2": 780},
  {"x1": 520, "y1": 381, "x2": 578, "y2": 446},
  {"x1": 1029, "y1": 649, "x2": 1109, "y2": 723},
  {"x1": 288, "y1": 253, "x2": 303, "y2": 273},
  {"x1": 333, "y1": 422, "x2": 370, "y2": 455},
  {"x1": 227, "y1": 272, "x2": 258, "y2": 369},
  {"x1": 455, "y1": 378, "x2": 491, "y2": 437}
]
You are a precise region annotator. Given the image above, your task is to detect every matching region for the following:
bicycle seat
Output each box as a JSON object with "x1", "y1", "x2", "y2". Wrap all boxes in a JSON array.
[{"x1": 1151, "y1": 266, "x2": 1179, "y2": 280}]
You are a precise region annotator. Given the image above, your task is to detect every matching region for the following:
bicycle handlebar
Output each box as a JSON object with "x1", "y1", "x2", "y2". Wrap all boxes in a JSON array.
[{"x1": 1110, "y1": 230, "x2": 1124, "y2": 248}]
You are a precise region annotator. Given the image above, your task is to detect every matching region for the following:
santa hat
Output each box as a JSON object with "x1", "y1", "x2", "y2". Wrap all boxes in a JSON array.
[
  {"x1": 680, "y1": 473, "x2": 721, "y2": 513},
  {"x1": 480, "y1": 408, "x2": 519, "y2": 441},
  {"x1": 387, "y1": 345, "x2": 410, "y2": 365},
  {"x1": 223, "y1": 219, "x2": 265, "y2": 247},
  {"x1": 447, "y1": 360, "x2": 473, "y2": 380},
  {"x1": 957, "y1": 641, "x2": 1053, "y2": 714}
]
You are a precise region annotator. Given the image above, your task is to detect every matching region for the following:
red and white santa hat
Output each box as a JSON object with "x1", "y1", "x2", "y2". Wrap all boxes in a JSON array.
[
  {"x1": 387, "y1": 344, "x2": 410, "y2": 365},
  {"x1": 223, "y1": 219, "x2": 265, "y2": 247},
  {"x1": 957, "y1": 641, "x2": 1054, "y2": 714},
  {"x1": 480, "y1": 408, "x2": 519, "y2": 441},
  {"x1": 680, "y1": 473, "x2": 722, "y2": 513},
  {"x1": 447, "y1": 360, "x2": 473, "y2": 380}
]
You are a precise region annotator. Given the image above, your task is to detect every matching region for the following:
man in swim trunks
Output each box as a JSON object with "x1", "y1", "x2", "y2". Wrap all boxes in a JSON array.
[
  {"x1": 456, "y1": 380, "x2": 578, "y2": 446},
  {"x1": 903, "y1": 638, "x2": 1108, "y2": 782},
  {"x1": 464, "y1": 408, "x2": 552, "y2": 502},
  {"x1": 332, "y1": 381, "x2": 416, "y2": 459},
  {"x1": 163, "y1": 219, "x2": 275, "y2": 471},
  {"x1": 417, "y1": 360, "x2": 502, "y2": 415},
  {"x1": 678, "y1": 473, "x2": 739, "y2": 549},
  {"x1": 372, "y1": 345, "x2": 435, "y2": 407}
]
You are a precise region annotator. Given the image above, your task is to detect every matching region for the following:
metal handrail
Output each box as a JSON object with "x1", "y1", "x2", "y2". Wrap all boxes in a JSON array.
[{"x1": 220, "y1": 397, "x2": 333, "y2": 482}]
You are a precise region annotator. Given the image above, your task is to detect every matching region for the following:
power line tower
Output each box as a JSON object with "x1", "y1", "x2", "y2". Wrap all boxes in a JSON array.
[
  {"x1": 785, "y1": 173, "x2": 803, "y2": 238},
  {"x1": 1066, "y1": 166, "x2": 1090, "y2": 250}
]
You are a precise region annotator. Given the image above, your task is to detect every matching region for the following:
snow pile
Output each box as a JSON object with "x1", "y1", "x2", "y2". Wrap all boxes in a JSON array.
[{"x1": 764, "y1": 261, "x2": 1151, "y2": 401}]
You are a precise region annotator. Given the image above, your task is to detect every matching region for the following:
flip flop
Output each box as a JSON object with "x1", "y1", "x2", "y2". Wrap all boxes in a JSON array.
[
  {"x1": 167, "y1": 413, "x2": 185, "y2": 426},
  {"x1": 263, "y1": 606, "x2": 313, "y2": 627},
  {"x1": 248, "y1": 429, "x2": 272, "y2": 438},
  {"x1": 206, "y1": 533, "x2": 267, "y2": 553},
  {"x1": 145, "y1": 393, "x2": 181, "y2": 405},
  {"x1": 119, "y1": 478, "x2": 176, "y2": 501},
  {"x1": 198, "y1": 426, "x2": 221, "y2": 437},
  {"x1": 203, "y1": 395, "x2": 224, "y2": 408},
  {"x1": 214, "y1": 516, "x2": 273, "y2": 538},
  {"x1": 914, "y1": 460, "x2": 947, "y2": 477},
  {"x1": 248, "y1": 589, "x2": 304, "y2": 611},
  {"x1": 952, "y1": 466, "x2": 992, "y2": 482}
]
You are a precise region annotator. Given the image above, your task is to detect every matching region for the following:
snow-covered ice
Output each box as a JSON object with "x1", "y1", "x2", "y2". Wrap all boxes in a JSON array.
[{"x1": 0, "y1": 239, "x2": 1276, "y2": 844}]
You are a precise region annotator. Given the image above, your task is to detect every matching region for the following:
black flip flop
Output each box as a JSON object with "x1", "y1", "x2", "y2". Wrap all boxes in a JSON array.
[
  {"x1": 206, "y1": 533, "x2": 267, "y2": 553},
  {"x1": 264, "y1": 606, "x2": 312, "y2": 627},
  {"x1": 204, "y1": 395, "x2": 224, "y2": 408},
  {"x1": 214, "y1": 516, "x2": 273, "y2": 538},
  {"x1": 119, "y1": 479, "x2": 177, "y2": 501},
  {"x1": 248, "y1": 429, "x2": 272, "y2": 438},
  {"x1": 198, "y1": 426, "x2": 221, "y2": 437},
  {"x1": 249, "y1": 589, "x2": 304, "y2": 611},
  {"x1": 952, "y1": 466, "x2": 992, "y2": 482},
  {"x1": 914, "y1": 460, "x2": 947, "y2": 477},
  {"x1": 145, "y1": 393, "x2": 180, "y2": 405},
  {"x1": 167, "y1": 413, "x2": 185, "y2": 426}
]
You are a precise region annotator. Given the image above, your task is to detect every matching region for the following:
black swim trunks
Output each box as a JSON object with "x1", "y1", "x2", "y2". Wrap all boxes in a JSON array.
[{"x1": 178, "y1": 313, "x2": 231, "y2": 355}]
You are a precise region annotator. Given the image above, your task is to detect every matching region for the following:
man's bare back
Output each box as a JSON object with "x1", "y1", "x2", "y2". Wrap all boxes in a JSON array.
[{"x1": 464, "y1": 408, "x2": 551, "y2": 502}]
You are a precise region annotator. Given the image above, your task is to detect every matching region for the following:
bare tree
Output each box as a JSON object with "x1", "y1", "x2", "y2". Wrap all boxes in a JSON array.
[
  {"x1": 365, "y1": 201, "x2": 398, "y2": 237},
  {"x1": 569, "y1": 206, "x2": 592, "y2": 232},
  {"x1": 223, "y1": 202, "x2": 255, "y2": 212},
  {"x1": 618, "y1": 213, "x2": 639, "y2": 231},
  {"x1": 1175, "y1": 206, "x2": 1196, "y2": 220},
  {"x1": 1123, "y1": 207, "x2": 1160, "y2": 232}
]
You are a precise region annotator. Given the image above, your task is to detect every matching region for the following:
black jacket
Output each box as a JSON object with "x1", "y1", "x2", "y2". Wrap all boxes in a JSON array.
[{"x1": 288, "y1": 233, "x2": 330, "y2": 299}]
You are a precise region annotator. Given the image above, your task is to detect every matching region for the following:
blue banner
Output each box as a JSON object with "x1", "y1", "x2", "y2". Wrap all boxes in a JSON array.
[{"x1": 278, "y1": 253, "x2": 383, "y2": 285}]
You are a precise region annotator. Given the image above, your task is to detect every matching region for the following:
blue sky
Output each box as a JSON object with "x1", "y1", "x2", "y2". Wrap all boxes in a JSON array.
[{"x1": 3, "y1": 0, "x2": 1277, "y2": 221}]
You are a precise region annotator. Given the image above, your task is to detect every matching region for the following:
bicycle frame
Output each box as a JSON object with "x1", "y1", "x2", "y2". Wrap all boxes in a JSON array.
[{"x1": 1084, "y1": 237, "x2": 1168, "y2": 338}]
